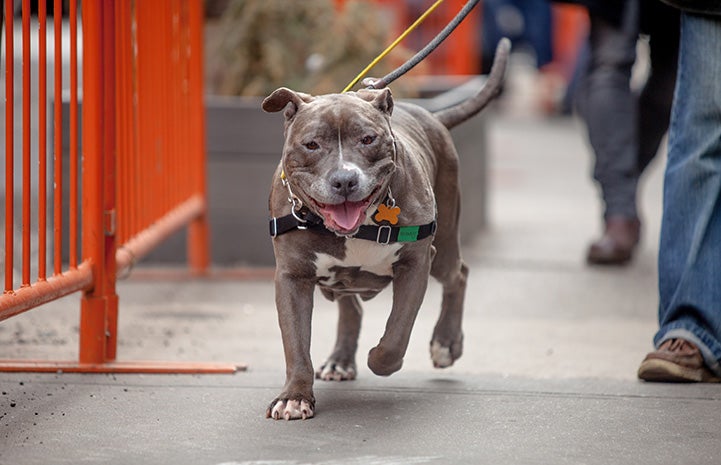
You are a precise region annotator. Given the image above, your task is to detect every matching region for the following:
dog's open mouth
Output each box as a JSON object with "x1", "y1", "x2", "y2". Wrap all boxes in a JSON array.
[
  {"x1": 317, "y1": 198, "x2": 371, "y2": 235},
  {"x1": 315, "y1": 186, "x2": 383, "y2": 235}
]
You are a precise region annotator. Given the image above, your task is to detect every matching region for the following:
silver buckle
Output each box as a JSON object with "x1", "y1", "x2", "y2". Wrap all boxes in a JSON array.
[
  {"x1": 270, "y1": 217, "x2": 278, "y2": 237},
  {"x1": 376, "y1": 225, "x2": 392, "y2": 245}
]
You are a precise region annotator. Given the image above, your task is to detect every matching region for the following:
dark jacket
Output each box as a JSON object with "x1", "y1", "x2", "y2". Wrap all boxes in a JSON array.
[{"x1": 660, "y1": 0, "x2": 721, "y2": 15}]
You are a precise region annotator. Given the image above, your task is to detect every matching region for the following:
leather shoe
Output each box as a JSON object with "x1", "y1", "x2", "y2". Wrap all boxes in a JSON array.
[
  {"x1": 638, "y1": 338, "x2": 720, "y2": 383},
  {"x1": 586, "y1": 216, "x2": 640, "y2": 265}
]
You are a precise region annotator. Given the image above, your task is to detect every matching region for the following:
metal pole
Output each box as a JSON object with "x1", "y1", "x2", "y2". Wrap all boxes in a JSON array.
[{"x1": 79, "y1": 0, "x2": 118, "y2": 365}]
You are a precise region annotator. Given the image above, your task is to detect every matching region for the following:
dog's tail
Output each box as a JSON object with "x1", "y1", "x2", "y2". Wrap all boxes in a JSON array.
[{"x1": 433, "y1": 38, "x2": 511, "y2": 130}]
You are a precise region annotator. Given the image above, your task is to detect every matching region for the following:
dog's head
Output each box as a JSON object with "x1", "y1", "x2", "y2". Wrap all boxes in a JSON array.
[{"x1": 263, "y1": 87, "x2": 397, "y2": 235}]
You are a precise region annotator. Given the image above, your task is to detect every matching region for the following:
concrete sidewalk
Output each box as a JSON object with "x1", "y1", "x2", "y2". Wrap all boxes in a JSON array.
[{"x1": 2, "y1": 106, "x2": 721, "y2": 464}]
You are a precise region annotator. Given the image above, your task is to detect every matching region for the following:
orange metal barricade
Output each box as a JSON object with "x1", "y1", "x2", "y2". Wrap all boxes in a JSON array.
[{"x1": 1, "y1": 0, "x2": 239, "y2": 374}]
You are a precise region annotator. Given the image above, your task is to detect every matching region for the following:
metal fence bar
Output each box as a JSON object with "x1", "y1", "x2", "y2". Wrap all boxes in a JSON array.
[
  {"x1": 77, "y1": 0, "x2": 116, "y2": 365},
  {"x1": 115, "y1": 0, "x2": 129, "y2": 247},
  {"x1": 116, "y1": 195, "x2": 206, "y2": 274},
  {"x1": 21, "y1": 0, "x2": 31, "y2": 287},
  {"x1": 38, "y1": 0, "x2": 47, "y2": 282},
  {"x1": 187, "y1": 0, "x2": 210, "y2": 272},
  {"x1": 53, "y1": 0, "x2": 63, "y2": 275},
  {"x1": 69, "y1": 0, "x2": 79, "y2": 270},
  {"x1": 0, "y1": 264, "x2": 94, "y2": 322},
  {"x1": 4, "y1": 0, "x2": 15, "y2": 294}
]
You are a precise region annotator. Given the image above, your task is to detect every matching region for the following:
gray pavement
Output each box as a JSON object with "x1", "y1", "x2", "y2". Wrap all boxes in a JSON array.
[{"x1": 3, "y1": 72, "x2": 721, "y2": 463}]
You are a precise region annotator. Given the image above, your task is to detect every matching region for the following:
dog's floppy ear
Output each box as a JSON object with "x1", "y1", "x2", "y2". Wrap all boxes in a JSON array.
[
  {"x1": 356, "y1": 88, "x2": 394, "y2": 116},
  {"x1": 262, "y1": 87, "x2": 313, "y2": 121}
]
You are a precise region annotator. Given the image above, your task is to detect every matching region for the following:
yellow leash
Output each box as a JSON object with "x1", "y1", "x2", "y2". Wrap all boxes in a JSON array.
[{"x1": 341, "y1": 0, "x2": 445, "y2": 93}]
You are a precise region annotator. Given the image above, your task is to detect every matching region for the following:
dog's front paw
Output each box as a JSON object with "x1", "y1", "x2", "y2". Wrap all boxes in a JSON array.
[
  {"x1": 266, "y1": 398, "x2": 315, "y2": 421},
  {"x1": 430, "y1": 334, "x2": 463, "y2": 368},
  {"x1": 316, "y1": 360, "x2": 357, "y2": 381},
  {"x1": 367, "y1": 346, "x2": 403, "y2": 376}
]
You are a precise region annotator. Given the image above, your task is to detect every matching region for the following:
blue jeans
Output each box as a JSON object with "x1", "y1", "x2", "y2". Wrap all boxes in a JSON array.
[{"x1": 654, "y1": 12, "x2": 721, "y2": 376}]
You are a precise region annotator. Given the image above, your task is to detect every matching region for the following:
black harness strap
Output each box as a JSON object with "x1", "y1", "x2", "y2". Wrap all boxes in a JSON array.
[{"x1": 269, "y1": 211, "x2": 436, "y2": 244}]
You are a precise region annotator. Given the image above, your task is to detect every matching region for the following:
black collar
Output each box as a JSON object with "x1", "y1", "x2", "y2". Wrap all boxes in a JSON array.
[{"x1": 269, "y1": 209, "x2": 436, "y2": 244}]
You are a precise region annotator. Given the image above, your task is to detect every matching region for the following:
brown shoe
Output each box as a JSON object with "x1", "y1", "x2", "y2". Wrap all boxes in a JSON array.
[
  {"x1": 586, "y1": 216, "x2": 640, "y2": 265},
  {"x1": 638, "y1": 338, "x2": 721, "y2": 383}
]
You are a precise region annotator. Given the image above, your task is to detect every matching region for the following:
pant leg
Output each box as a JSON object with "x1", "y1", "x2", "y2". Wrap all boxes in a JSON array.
[
  {"x1": 655, "y1": 12, "x2": 721, "y2": 376},
  {"x1": 637, "y1": 1, "x2": 680, "y2": 173},
  {"x1": 515, "y1": 0, "x2": 553, "y2": 68},
  {"x1": 575, "y1": 0, "x2": 640, "y2": 219}
]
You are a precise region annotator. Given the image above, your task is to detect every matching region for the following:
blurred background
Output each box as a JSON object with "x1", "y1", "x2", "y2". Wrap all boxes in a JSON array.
[
  {"x1": 3, "y1": 0, "x2": 653, "y2": 270},
  {"x1": 203, "y1": 0, "x2": 590, "y2": 115}
]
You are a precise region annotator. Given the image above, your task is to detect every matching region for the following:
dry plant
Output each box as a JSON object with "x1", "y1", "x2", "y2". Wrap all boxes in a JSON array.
[{"x1": 206, "y1": 0, "x2": 419, "y2": 97}]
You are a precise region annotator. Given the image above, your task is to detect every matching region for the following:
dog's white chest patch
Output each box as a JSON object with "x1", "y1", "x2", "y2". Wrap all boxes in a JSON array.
[{"x1": 314, "y1": 240, "x2": 402, "y2": 282}]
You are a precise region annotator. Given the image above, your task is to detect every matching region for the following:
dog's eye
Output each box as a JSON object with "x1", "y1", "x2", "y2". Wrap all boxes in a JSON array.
[
  {"x1": 304, "y1": 141, "x2": 319, "y2": 151},
  {"x1": 361, "y1": 135, "x2": 376, "y2": 145}
]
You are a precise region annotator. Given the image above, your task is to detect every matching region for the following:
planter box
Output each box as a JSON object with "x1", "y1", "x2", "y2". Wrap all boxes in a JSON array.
[{"x1": 62, "y1": 77, "x2": 490, "y2": 267}]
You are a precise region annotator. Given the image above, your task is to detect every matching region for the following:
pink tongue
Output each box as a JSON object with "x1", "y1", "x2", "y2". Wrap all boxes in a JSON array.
[{"x1": 323, "y1": 202, "x2": 366, "y2": 231}]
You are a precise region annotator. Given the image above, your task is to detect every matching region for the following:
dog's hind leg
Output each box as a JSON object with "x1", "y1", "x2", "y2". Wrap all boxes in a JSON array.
[
  {"x1": 429, "y1": 158, "x2": 468, "y2": 368},
  {"x1": 430, "y1": 259, "x2": 468, "y2": 368},
  {"x1": 316, "y1": 295, "x2": 362, "y2": 381}
]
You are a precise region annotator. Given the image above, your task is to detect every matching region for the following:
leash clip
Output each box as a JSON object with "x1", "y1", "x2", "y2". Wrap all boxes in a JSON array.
[
  {"x1": 291, "y1": 202, "x2": 308, "y2": 229},
  {"x1": 282, "y1": 170, "x2": 308, "y2": 226},
  {"x1": 385, "y1": 187, "x2": 396, "y2": 209}
]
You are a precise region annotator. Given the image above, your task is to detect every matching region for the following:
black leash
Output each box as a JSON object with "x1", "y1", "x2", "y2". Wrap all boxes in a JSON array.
[{"x1": 365, "y1": 0, "x2": 482, "y2": 90}]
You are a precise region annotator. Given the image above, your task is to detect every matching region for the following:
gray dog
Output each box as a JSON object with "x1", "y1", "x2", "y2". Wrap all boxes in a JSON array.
[{"x1": 262, "y1": 39, "x2": 510, "y2": 420}]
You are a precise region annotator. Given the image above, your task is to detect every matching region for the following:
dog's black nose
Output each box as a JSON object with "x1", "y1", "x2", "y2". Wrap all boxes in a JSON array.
[{"x1": 329, "y1": 169, "x2": 359, "y2": 197}]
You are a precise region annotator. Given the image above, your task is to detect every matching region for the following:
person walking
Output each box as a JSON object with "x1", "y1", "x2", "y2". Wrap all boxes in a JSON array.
[
  {"x1": 637, "y1": 1, "x2": 721, "y2": 382},
  {"x1": 561, "y1": 0, "x2": 679, "y2": 265}
]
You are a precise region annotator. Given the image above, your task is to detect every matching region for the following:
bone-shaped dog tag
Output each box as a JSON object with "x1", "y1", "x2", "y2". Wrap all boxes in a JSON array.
[{"x1": 374, "y1": 204, "x2": 401, "y2": 225}]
